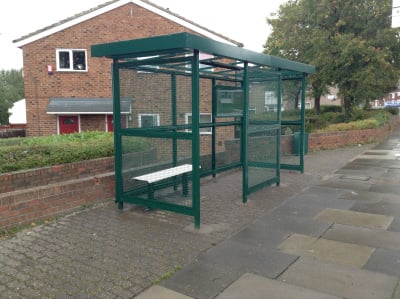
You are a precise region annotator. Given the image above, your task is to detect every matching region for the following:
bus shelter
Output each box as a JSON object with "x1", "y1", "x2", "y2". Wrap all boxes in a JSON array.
[{"x1": 92, "y1": 33, "x2": 315, "y2": 227}]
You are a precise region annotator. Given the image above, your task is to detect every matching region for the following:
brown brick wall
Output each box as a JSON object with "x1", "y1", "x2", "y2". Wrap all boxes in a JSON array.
[{"x1": 22, "y1": 3, "x2": 219, "y2": 136}]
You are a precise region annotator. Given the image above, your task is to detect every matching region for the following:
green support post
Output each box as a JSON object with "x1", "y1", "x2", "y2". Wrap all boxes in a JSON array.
[
  {"x1": 242, "y1": 62, "x2": 249, "y2": 203},
  {"x1": 211, "y1": 78, "x2": 217, "y2": 178},
  {"x1": 171, "y1": 74, "x2": 178, "y2": 190},
  {"x1": 300, "y1": 75, "x2": 307, "y2": 173},
  {"x1": 276, "y1": 76, "x2": 282, "y2": 186},
  {"x1": 112, "y1": 61, "x2": 124, "y2": 210},
  {"x1": 192, "y1": 50, "x2": 201, "y2": 228}
]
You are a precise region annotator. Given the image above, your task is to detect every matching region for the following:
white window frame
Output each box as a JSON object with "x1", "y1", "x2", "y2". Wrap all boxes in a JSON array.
[
  {"x1": 185, "y1": 113, "x2": 212, "y2": 135},
  {"x1": 138, "y1": 113, "x2": 160, "y2": 128},
  {"x1": 264, "y1": 91, "x2": 278, "y2": 112},
  {"x1": 56, "y1": 49, "x2": 88, "y2": 72}
]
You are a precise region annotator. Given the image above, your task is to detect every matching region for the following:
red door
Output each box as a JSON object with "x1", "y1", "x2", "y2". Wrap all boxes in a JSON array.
[
  {"x1": 59, "y1": 115, "x2": 79, "y2": 134},
  {"x1": 107, "y1": 115, "x2": 127, "y2": 132}
]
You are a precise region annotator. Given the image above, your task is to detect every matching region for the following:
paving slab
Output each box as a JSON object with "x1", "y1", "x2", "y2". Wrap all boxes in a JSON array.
[
  {"x1": 339, "y1": 158, "x2": 382, "y2": 168},
  {"x1": 349, "y1": 192, "x2": 400, "y2": 217},
  {"x1": 363, "y1": 248, "x2": 400, "y2": 277},
  {"x1": 317, "y1": 178, "x2": 372, "y2": 192},
  {"x1": 215, "y1": 273, "x2": 341, "y2": 299},
  {"x1": 336, "y1": 165, "x2": 388, "y2": 177},
  {"x1": 293, "y1": 185, "x2": 345, "y2": 200},
  {"x1": 278, "y1": 233, "x2": 374, "y2": 268},
  {"x1": 338, "y1": 190, "x2": 386, "y2": 203},
  {"x1": 134, "y1": 285, "x2": 193, "y2": 299},
  {"x1": 229, "y1": 223, "x2": 291, "y2": 249},
  {"x1": 161, "y1": 262, "x2": 239, "y2": 299},
  {"x1": 197, "y1": 238, "x2": 299, "y2": 279},
  {"x1": 356, "y1": 150, "x2": 398, "y2": 160},
  {"x1": 323, "y1": 223, "x2": 400, "y2": 250},
  {"x1": 388, "y1": 217, "x2": 400, "y2": 232},
  {"x1": 273, "y1": 192, "x2": 354, "y2": 219},
  {"x1": 318, "y1": 175, "x2": 371, "y2": 191},
  {"x1": 393, "y1": 280, "x2": 400, "y2": 299},
  {"x1": 278, "y1": 256, "x2": 398, "y2": 299},
  {"x1": 379, "y1": 160, "x2": 400, "y2": 169},
  {"x1": 254, "y1": 212, "x2": 331, "y2": 237},
  {"x1": 369, "y1": 184, "x2": 400, "y2": 195},
  {"x1": 315, "y1": 208, "x2": 394, "y2": 229}
]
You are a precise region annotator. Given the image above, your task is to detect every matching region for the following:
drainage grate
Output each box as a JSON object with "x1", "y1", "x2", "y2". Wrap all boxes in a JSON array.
[
  {"x1": 364, "y1": 151, "x2": 389, "y2": 156},
  {"x1": 340, "y1": 175, "x2": 371, "y2": 181}
]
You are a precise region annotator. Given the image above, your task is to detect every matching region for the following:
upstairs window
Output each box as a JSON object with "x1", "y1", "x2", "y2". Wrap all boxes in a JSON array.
[{"x1": 56, "y1": 49, "x2": 87, "y2": 72}]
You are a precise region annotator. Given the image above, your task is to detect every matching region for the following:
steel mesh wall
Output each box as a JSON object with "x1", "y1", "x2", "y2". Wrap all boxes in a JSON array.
[
  {"x1": 281, "y1": 79, "x2": 304, "y2": 167},
  {"x1": 247, "y1": 80, "x2": 280, "y2": 191}
]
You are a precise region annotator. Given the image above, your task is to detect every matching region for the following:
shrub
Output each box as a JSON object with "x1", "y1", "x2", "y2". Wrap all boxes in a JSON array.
[
  {"x1": 350, "y1": 109, "x2": 370, "y2": 121},
  {"x1": 384, "y1": 107, "x2": 399, "y2": 115},
  {"x1": 0, "y1": 132, "x2": 151, "y2": 173},
  {"x1": 316, "y1": 118, "x2": 380, "y2": 132},
  {"x1": 321, "y1": 105, "x2": 342, "y2": 113},
  {"x1": 319, "y1": 112, "x2": 346, "y2": 124}
]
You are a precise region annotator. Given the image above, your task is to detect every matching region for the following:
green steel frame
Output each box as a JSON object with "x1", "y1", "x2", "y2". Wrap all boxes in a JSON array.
[{"x1": 92, "y1": 32, "x2": 315, "y2": 227}]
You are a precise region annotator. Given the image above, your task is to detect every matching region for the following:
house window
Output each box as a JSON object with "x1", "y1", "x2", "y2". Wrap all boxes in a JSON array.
[
  {"x1": 264, "y1": 91, "x2": 277, "y2": 111},
  {"x1": 138, "y1": 114, "x2": 160, "y2": 128},
  {"x1": 56, "y1": 49, "x2": 87, "y2": 71},
  {"x1": 185, "y1": 113, "x2": 212, "y2": 134}
]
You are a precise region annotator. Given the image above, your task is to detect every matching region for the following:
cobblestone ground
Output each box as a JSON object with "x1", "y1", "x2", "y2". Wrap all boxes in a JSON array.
[{"x1": 0, "y1": 145, "x2": 372, "y2": 298}]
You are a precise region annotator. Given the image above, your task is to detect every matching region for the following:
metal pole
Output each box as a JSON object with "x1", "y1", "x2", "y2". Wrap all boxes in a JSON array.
[
  {"x1": 112, "y1": 60, "x2": 123, "y2": 209},
  {"x1": 192, "y1": 50, "x2": 201, "y2": 228},
  {"x1": 242, "y1": 62, "x2": 249, "y2": 203}
]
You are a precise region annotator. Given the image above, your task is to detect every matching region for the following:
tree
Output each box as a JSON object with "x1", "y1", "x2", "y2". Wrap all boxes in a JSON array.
[
  {"x1": 0, "y1": 69, "x2": 24, "y2": 124},
  {"x1": 264, "y1": 0, "x2": 400, "y2": 118}
]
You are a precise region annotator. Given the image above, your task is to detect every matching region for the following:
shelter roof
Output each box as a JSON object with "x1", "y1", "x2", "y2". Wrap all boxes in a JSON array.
[{"x1": 92, "y1": 32, "x2": 315, "y2": 75}]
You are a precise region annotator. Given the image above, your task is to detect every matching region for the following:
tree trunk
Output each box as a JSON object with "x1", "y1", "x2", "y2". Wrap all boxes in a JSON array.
[
  {"x1": 314, "y1": 95, "x2": 321, "y2": 114},
  {"x1": 344, "y1": 96, "x2": 354, "y2": 121}
]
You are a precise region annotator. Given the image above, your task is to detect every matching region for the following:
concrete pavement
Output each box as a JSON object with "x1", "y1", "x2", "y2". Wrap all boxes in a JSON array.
[
  {"x1": 139, "y1": 126, "x2": 400, "y2": 299},
  {"x1": 1, "y1": 126, "x2": 400, "y2": 298}
]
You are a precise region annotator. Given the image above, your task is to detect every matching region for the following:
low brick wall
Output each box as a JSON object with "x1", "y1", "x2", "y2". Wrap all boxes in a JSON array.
[
  {"x1": 0, "y1": 156, "x2": 115, "y2": 229},
  {"x1": 0, "y1": 157, "x2": 114, "y2": 194},
  {"x1": 1, "y1": 116, "x2": 399, "y2": 229},
  {"x1": 0, "y1": 173, "x2": 114, "y2": 228},
  {"x1": 308, "y1": 116, "x2": 400, "y2": 151}
]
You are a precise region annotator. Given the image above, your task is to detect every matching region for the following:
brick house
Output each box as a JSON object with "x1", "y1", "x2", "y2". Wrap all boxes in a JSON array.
[{"x1": 13, "y1": 0, "x2": 241, "y2": 136}]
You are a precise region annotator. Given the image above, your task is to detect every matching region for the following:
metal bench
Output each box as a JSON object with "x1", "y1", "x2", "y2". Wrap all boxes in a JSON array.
[{"x1": 133, "y1": 164, "x2": 192, "y2": 200}]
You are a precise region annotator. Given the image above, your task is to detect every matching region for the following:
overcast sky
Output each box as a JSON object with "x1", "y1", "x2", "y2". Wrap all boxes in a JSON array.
[{"x1": 0, "y1": 0, "x2": 287, "y2": 70}]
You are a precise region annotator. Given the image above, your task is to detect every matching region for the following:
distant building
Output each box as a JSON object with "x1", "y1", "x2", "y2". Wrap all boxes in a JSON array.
[
  {"x1": 8, "y1": 99, "x2": 27, "y2": 124},
  {"x1": 305, "y1": 86, "x2": 342, "y2": 110}
]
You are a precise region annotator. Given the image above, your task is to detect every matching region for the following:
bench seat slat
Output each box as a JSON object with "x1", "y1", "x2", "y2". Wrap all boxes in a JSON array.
[{"x1": 134, "y1": 164, "x2": 192, "y2": 184}]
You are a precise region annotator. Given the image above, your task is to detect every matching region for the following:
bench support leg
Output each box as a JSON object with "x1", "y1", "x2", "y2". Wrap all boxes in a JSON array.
[
  {"x1": 182, "y1": 173, "x2": 189, "y2": 197},
  {"x1": 148, "y1": 184, "x2": 155, "y2": 200}
]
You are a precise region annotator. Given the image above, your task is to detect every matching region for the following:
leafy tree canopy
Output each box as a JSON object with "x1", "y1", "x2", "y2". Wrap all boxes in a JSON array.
[
  {"x1": 265, "y1": 0, "x2": 400, "y2": 117},
  {"x1": 0, "y1": 69, "x2": 24, "y2": 124}
]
